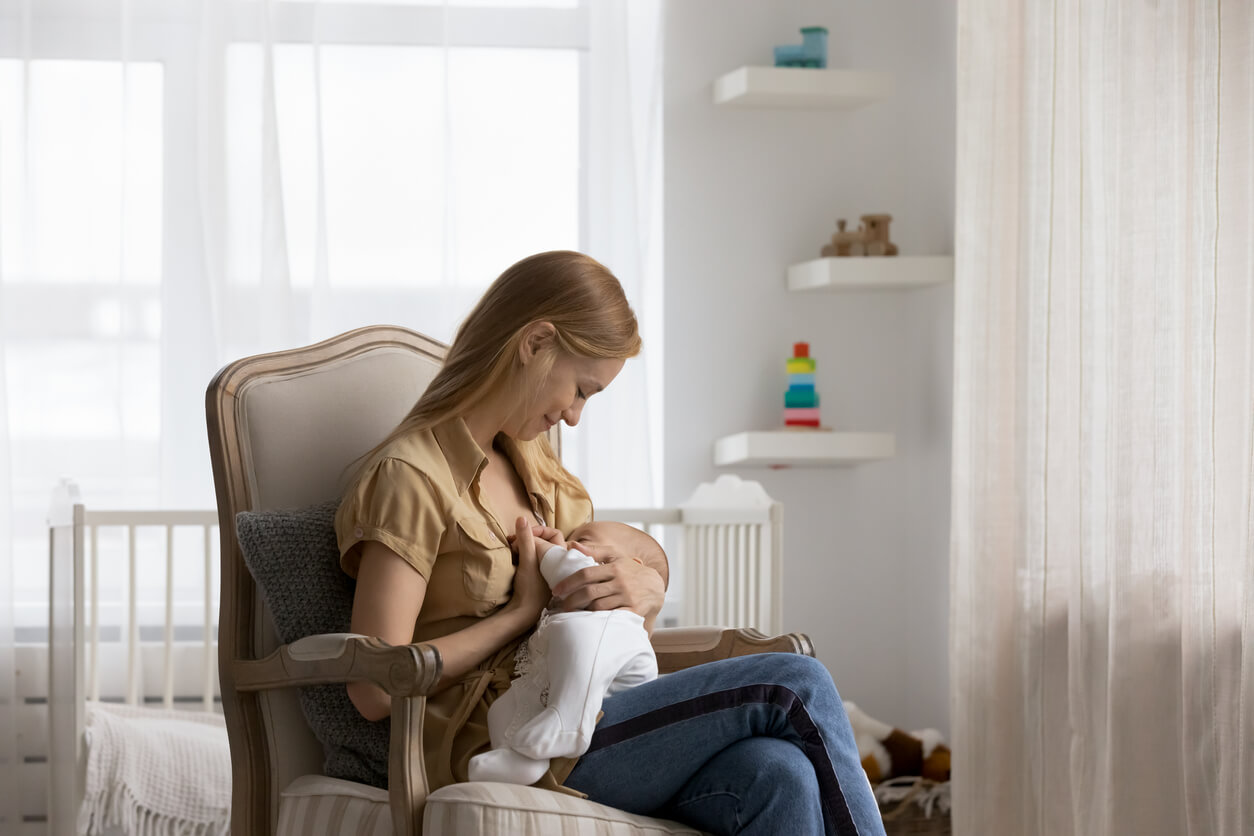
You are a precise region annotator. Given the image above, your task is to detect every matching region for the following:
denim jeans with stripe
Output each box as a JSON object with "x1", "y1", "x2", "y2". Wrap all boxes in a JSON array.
[{"x1": 565, "y1": 653, "x2": 885, "y2": 836}]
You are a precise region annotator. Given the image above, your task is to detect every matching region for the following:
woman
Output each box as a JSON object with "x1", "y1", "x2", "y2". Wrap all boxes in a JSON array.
[{"x1": 335, "y1": 251, "x2": 884, "y2": 835}]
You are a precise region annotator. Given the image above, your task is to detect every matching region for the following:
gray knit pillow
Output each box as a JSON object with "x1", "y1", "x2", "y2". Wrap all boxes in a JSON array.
[{"x1": 235, "y1": 501, "x2": 390, "y2": 789}]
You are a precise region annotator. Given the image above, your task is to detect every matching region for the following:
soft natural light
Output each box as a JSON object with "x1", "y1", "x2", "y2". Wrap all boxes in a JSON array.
[
  {"x1": 447, "y1": 48, "x2": 579, "y2": 287},
  {"x1": 0, "y1": 61, "x2": 163, "y2": 285},
  {"x1": 3, "y1": 6, "x2": 670, "y2": 833},
  {"x1": 281, "y1": 0, "x2": 578, "y2": 6},
  {"x1": 225, "y1": 45, "x2": 578, "y2": 291},
  {"x1": 1, "y1": 42, "x2": 581, "y2": 627},
  {"x1": 1, "y1": 60, "x2": 166, "y2": 620}
]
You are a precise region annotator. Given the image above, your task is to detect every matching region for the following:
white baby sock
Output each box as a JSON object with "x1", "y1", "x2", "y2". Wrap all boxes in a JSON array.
[{"x1": 467, "y1": 747, "x2": 551, "y2": 786}]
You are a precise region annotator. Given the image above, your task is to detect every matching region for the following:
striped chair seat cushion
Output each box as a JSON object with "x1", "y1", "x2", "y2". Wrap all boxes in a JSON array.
[
  {"x1": 277, "y1": 775, "x2": 391, "y2": 836},
  {"x1": 278, "y1": 774, "x2": 706, "y2": 835},
  {"x1": 424, "y1": 782, "x2": 705, "y2": 835}
]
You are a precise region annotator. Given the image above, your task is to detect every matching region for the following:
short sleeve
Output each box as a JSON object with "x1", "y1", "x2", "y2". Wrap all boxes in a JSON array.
[{"x1": 335, "y1": 457, "x2": 447, "y2": 580}]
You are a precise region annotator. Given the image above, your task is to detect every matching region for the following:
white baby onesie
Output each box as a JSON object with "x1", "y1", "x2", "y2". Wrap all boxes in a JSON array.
[{"x1": 466, "y1": 543, "x2": 659, "y2": 785}]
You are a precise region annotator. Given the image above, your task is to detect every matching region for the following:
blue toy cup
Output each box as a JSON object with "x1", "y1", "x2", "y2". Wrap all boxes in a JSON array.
[
  {"x1": 774, "y1": 44, "x2": 804, "y2": 66},
  {"x1": 800, "y1": 26, "x2": 828, "y2": 69},
  {"x1": 774, "y1": 26, "x2": 829, "y2": 69}
]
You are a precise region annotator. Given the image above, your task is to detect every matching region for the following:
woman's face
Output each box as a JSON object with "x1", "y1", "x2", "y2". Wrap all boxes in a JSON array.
[{"x1": 512, "y1": 351, "x2": 624, "y2": 441}]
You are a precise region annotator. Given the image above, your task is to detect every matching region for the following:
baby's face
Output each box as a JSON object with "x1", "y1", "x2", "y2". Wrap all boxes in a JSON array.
[{"x1": 566, "y1": 521, "x2": 627, "y2": 564}]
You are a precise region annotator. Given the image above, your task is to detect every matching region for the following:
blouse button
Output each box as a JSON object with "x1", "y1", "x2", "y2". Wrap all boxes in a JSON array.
[{"x1": 354, "y1": 527, "x2": 364, "y2": 538}]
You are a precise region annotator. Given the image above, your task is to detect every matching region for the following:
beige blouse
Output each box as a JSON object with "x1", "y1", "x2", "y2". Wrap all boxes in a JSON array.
[{"x1": 335, "y1": 417, "x2": 593, "y2": 793}]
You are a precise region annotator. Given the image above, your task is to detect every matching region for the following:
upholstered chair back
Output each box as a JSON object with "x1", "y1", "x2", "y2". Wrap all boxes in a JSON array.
[{"x1": 207, "y1": 326, "x2": 447, "y2": 833}]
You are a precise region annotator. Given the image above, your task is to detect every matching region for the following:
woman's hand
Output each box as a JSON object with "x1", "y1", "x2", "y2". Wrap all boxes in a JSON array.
[
  {"x1": 550, "y1": 555, "x2": 666, "y2": 633},
  {"x1": 503, "y1": 516, "x2": 551, "y2": 623}
]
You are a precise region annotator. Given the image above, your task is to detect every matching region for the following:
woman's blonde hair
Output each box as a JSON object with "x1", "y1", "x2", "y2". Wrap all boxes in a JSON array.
[{"x1": 356, "y1": 250, "x2": 641, "y2": 497}]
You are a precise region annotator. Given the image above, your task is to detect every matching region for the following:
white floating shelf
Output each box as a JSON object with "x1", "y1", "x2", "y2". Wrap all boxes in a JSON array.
[
  {"x1": 787, "y1": 256, "x2": 954, "y2": 291},
  {"x1": 713, "y1": 66, "x2": 894, "y2": 109},
  {"x1": 714, "y1": 431, "x2": 896, "y2": 468}
]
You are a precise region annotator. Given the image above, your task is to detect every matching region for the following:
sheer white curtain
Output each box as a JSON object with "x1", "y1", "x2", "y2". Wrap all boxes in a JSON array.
[
  {"x1": 0, "y1": 0, "x2": 661, "y2": 828},
  {"x1": 564, "y1": 0, "x2": 664, "y2": 507},
  {"x1": 952, "y1": 2, "x2": 1253, "y2": 835},
  {"x1": 0, "y1": 311, "x2": 14, "y2": 836}
]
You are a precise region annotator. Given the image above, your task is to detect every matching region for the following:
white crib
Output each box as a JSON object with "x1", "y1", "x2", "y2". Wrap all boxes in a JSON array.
[
  {"x1": 42, "y1": 474, "x2": 781, "y2": 836},
  {"x1": 602, "y1": 474, "x2": 784, "y2": 636},
  {"x1": 45, "y1": 480, "x2": 223, "y2": 836}
]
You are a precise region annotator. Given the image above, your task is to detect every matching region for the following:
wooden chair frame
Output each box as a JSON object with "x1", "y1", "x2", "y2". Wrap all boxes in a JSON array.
[{"x1": 206, "y1": 325, "x2": 812, "y2": 835}]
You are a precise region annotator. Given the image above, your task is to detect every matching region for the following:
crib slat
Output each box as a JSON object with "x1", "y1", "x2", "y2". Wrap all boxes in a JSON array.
[
  {"x1": 714, "y1": 526, "x2": 722, "y2": 625},
  {"x1": 89, "y1": 525, "x2": 100, "y2": 702},
  {"x1": 744, "y1": 524, "x2": 755, "y2": 630},
  {"x1": 748, "y1": 525, "x2": 760, "y2": 630},
  {"x1": 722, "y1": 526, "x2": 732, "y2": 624},
  {"x1": 734, "y1": 524, "x2": 745, "y2": 628},
  {"x1": 164, "y1": 524, "x2": 175, "y2": 710},
  {"x1": 702, "y1": 525, "x2": 714, "y2": 625},
  {"x1": 127, "y1": 524, "x2": 138, "y2": 706},
  {"x1": 741, "y1": 525, "x2": 750, "y2": 628},
  {"x1": 692, "y1": 525, "x2": 702, "y2": 625},
  {"x1": 687, "y1": 526, "x2": 697, "y2": 624},
  {"x1": 769, "y1": 504, "x2": 783, "y2": 635},
  {"x1": 747, "y1": 524, "x2": 757, "y2": 629},
  {"x1": 709, "y1": 526, "x2": 717, "y2": 626}
]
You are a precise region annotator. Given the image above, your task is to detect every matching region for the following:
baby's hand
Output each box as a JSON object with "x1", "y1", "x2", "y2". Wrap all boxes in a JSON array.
[{"x1": 509, "y1": 524, "x2": 566, "y2": 551}]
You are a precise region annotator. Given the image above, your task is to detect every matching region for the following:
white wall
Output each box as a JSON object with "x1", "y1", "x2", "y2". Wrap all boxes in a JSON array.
[{"x1": 662, "y1": 0, "x2": 956, "y2": 734}]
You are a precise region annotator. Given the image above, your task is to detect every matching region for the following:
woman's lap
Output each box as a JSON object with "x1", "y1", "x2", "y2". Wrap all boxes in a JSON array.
[{"x1": 564, "y1": 653, "x2": 884, "y2": 836}]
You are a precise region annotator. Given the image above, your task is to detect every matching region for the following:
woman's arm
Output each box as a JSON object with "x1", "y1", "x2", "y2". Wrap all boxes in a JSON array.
[{"x1": 346, "y1": 517, "x2": 551, "y2": 722}]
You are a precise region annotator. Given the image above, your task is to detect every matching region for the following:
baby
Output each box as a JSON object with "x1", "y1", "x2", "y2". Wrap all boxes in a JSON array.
[{"x1": 467, "y1": 521, "x2": 665, "y2": 786}]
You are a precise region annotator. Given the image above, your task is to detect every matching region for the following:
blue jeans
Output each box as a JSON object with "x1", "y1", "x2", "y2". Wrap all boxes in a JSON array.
[{"x1": 565, "y1": 653, "x2": 885, "y2": 836}]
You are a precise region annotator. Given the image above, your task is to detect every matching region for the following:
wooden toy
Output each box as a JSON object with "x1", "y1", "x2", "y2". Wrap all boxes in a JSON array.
[
  {"x1": 773, "y1": 26, "x2": 828, "y2": 69},
  {"x1": 820, "y1": 214, "x2": 898, "y2": 257},
  {"x1": 821, "y1": 219, "x2": 864, "y2": 257},
  {"x1": 783, "y1": 342, "x2": 822, "y2": 428},
  {"x1": 860, "y1": 213, "x2": 898, "y2": 256}
]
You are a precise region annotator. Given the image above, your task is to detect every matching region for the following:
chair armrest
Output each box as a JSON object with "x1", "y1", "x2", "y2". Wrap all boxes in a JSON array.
[
  {"x1": 232, "y1": 633, "x2": 442, "y2": 697},
  {"x1": 651, "y1": 626, "x2": 814, "y2": 674}
]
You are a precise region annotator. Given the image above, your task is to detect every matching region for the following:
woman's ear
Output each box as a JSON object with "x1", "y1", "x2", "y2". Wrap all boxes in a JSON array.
[{"x1": 518, "y1": 321, "x2": 557, "y2": 365}]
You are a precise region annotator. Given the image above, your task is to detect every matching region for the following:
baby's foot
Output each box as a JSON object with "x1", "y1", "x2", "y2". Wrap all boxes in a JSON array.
[
  {"x1": 467, "y1": 747, "x2": 551, "y2": 786},
  {"x1": 511, "y1": 707, "x2": 589, "y2": 760}
]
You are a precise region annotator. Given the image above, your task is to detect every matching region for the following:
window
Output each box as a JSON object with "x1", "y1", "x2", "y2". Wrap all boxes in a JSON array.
[{"x1": 1, "y1": 0, "x2": 589, "y2": 634}]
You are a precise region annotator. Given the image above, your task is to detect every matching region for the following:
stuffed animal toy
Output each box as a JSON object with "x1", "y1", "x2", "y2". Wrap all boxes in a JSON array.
[{"x1": 843, "y1": 701, "x2": 951, "y2": 784}]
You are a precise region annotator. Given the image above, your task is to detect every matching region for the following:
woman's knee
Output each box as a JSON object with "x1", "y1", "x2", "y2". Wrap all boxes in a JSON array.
[
  {"x1": 752, "y1": 737, "x2": 820, "y2": 787},
  {"x1": 732, "y1": 739, "x2": 823, "y2": 830},
  {"x1": 756, "y1": 653, "x2": 840, "y2": 702}
]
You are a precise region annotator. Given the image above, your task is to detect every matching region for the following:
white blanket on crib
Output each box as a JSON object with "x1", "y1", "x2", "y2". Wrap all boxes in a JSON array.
[{"x1": 80, "y1": 701, "x2": 231, "y2": 836}]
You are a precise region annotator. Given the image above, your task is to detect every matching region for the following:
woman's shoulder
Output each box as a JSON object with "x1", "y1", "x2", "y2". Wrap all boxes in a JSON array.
[
  {"x1": 336, "y1": 428, "x2": 455, "y2": 544},
  {"x1": 352, "y1": 428, "x2": 450, "y2": 492},
  {"x1": 373, "y1": 426, "x2": 438, "y2": 465},
  {"x1": 358, "y1": 419, "x2": 484, "y2": 494}
]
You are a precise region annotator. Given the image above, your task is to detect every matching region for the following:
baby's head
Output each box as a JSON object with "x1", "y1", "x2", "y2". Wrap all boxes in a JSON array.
[{"x1": 567, "y1": 521, "x2": 669, "y2": 589}]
